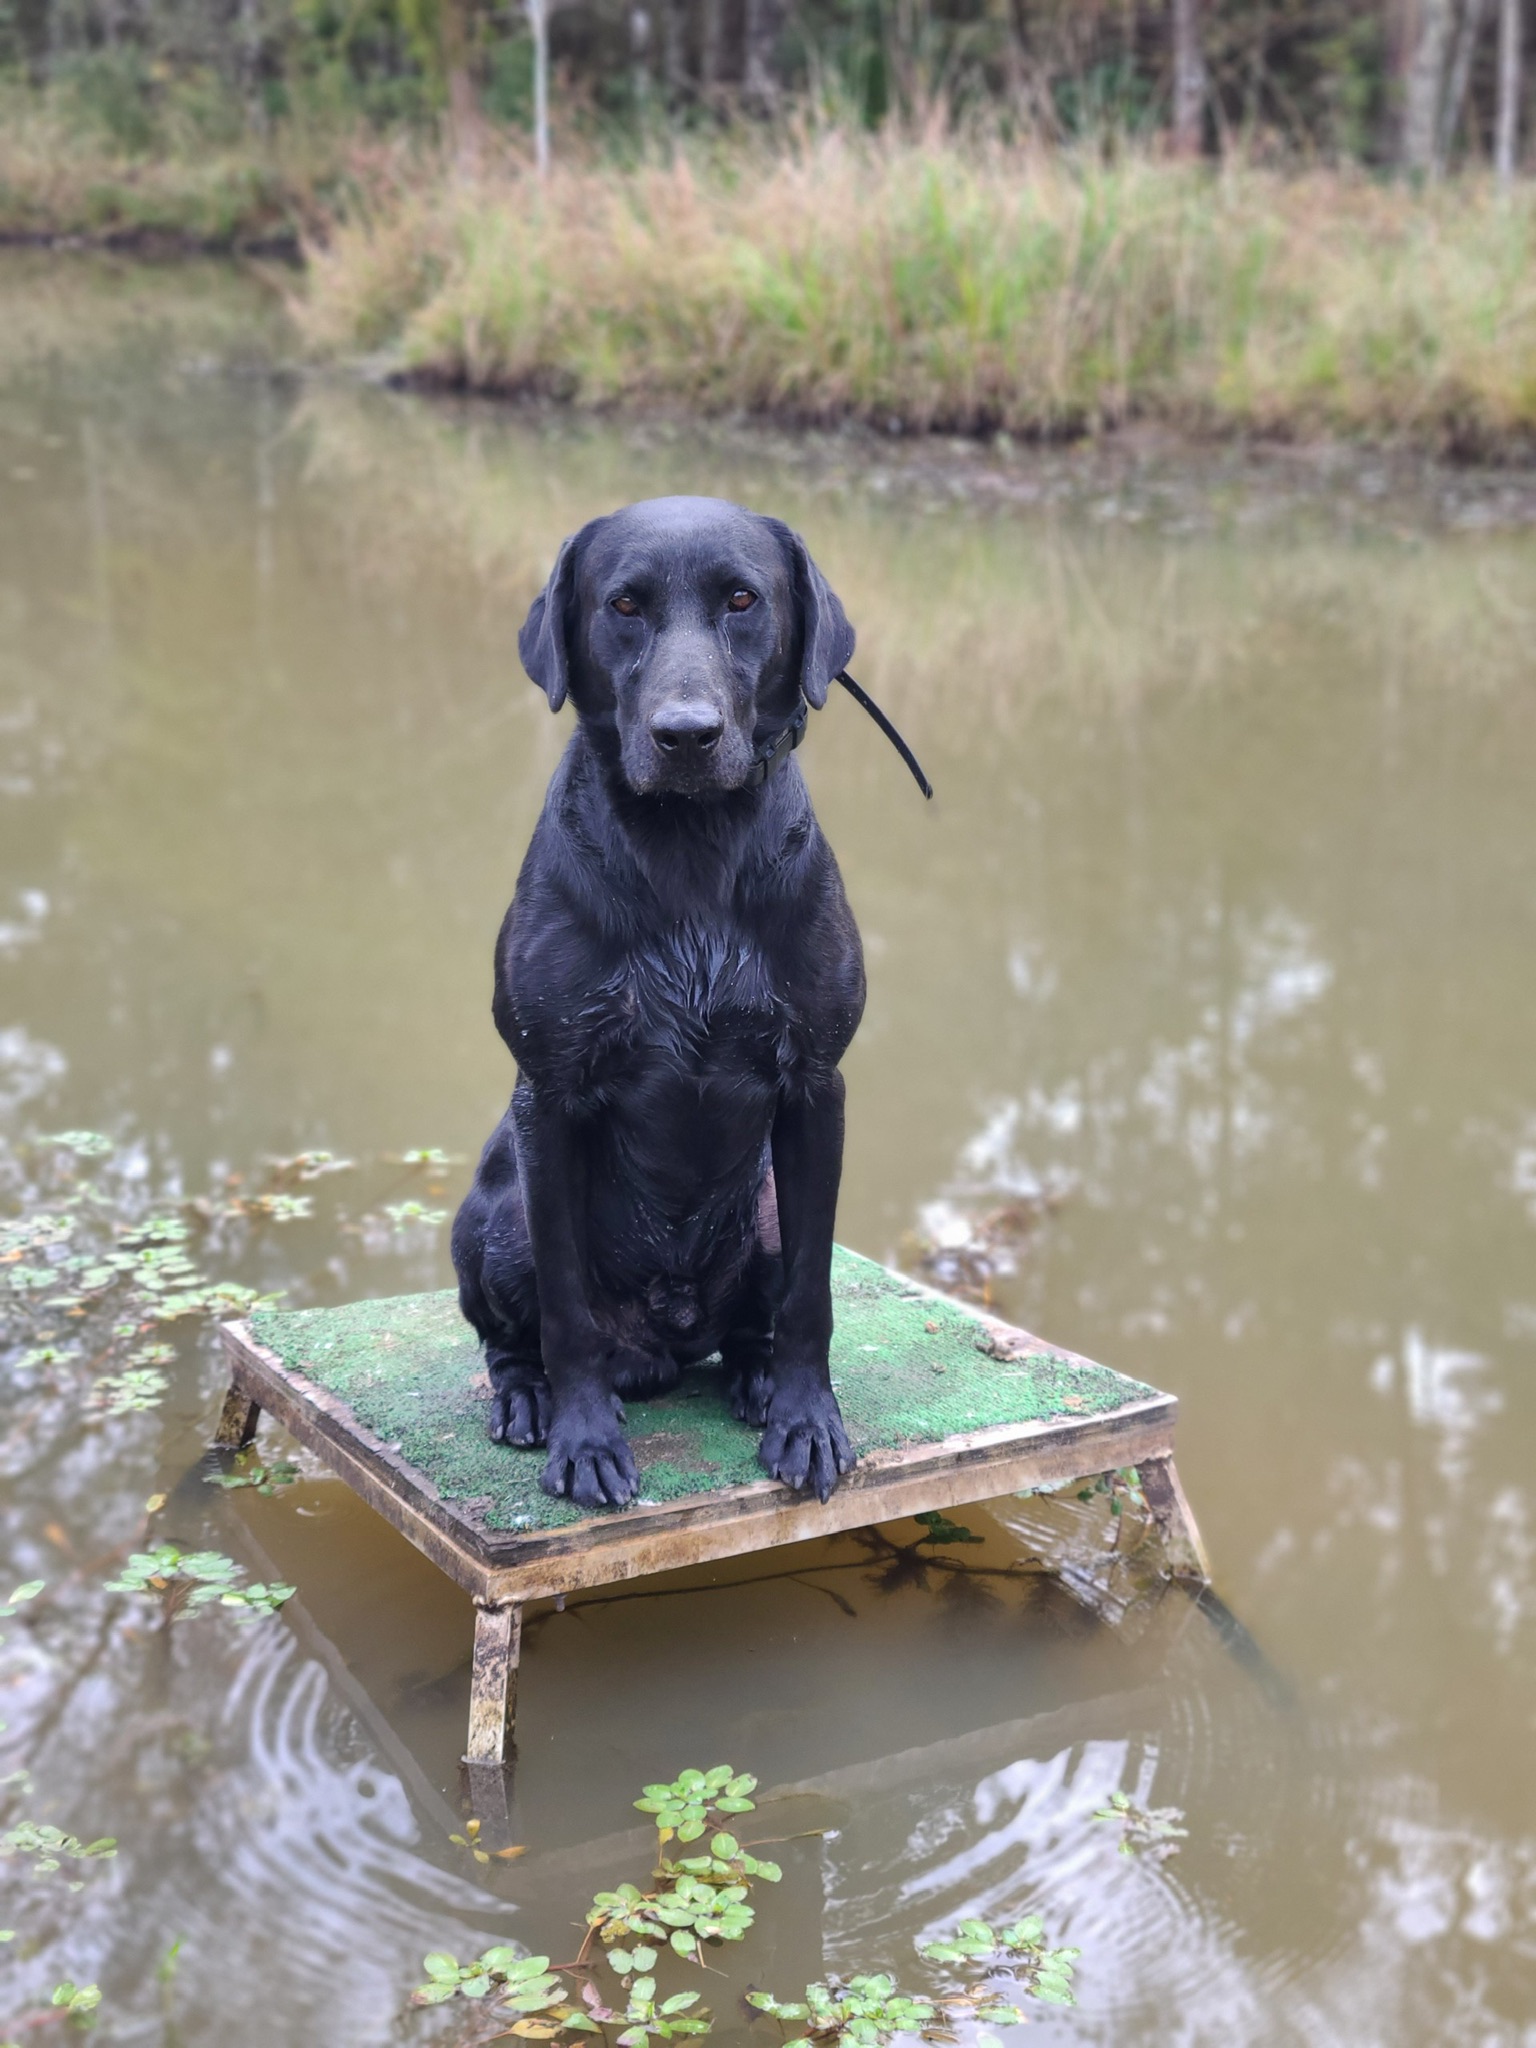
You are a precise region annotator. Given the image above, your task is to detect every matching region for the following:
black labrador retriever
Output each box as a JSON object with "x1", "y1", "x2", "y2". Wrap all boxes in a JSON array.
[{"x1": 452, "y1": 495, "x2": 865, "y2": 1510}]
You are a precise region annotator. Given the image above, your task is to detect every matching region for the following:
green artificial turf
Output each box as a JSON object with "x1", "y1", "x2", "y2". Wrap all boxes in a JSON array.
[{"x1": 247, "y1": 1246, "x2": 1155, "y2": 1531}]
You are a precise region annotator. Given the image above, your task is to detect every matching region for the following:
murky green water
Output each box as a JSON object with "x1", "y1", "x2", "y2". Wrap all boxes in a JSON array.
[{"x1": 2, "y1": 253, "x2": 1535, "y2": 2045}]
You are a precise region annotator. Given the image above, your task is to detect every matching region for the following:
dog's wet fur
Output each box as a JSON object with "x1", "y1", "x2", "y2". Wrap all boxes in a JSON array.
[{"x1": 451, "y1": 496, "x2": 866, "y2": 1509}]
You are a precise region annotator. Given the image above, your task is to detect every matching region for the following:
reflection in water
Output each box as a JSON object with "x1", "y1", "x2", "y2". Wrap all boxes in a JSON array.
[{"x1": 1, "y1": 254, "x2": 1535, "y2": 2041}]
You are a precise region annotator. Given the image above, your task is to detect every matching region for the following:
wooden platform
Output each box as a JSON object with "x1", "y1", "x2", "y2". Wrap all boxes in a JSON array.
[{"x1": 216, "y1": 1246, "x2": 1206, "y2": 1770}]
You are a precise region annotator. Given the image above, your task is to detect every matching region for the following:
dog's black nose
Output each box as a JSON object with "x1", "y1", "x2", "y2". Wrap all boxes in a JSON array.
[{"x1": 650, "y1": 703, "x2": 724, "y2": 755}]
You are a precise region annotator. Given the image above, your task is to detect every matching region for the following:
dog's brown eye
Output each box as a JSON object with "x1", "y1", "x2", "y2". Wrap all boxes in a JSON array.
[
  {"x1": 611, "y1": 594, "x2": 640, "y2": 617},
  {"x1": 726, "y1": 589, "x2": 757, "y2": 613}
]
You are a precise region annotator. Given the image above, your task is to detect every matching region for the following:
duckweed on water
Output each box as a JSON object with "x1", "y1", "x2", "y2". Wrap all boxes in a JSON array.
[
  {"x1": 0, "y1": 1823, "x2": 117, "y2": 1877},
  {"x1": 412, "y1": 1766, "x2": 1080, "y2": 2039},
  {"x1": 0, "y1": 1132, "x2": 290, "y2": 1423},
  {"x1": 203, "y1": 1456, "x2": 300, "y2": 1496},
  {"x1": 48, "y1": 1979, "x2": 101, "y2": 2020},
  {"x1": 1091, "y1": 1789, "x2": 1190, "y2": 1861},
  {"x1": 910, "y1": 1509, "x2": 984, "y2": 1547},
  {"x1": 103, "y1": 1543, "x2": 295, "y2": 1622}
]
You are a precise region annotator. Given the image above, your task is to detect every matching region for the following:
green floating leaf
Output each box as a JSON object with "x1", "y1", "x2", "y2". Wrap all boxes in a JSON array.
[
  {"x1": 1003, "y1": 1915, "x2": 1043, "y2": 1947},
  {"x1": 51, "y1": 1981, "x2": 102, "y2": 2014},
  {"x1": 40, "y1": 1131, "x2": 115, "y2": 1157}
]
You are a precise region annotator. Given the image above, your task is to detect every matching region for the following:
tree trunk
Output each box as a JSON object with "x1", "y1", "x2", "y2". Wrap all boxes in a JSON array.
[
  {"x1": 1496, "y1": 0, "x2": 1524, "y2": 180},
  {"x1": 699, "y1": 0, "x2": 723, "y2": 102},
  {"x1": 1440, "y1": 0, "x2": 1491, "y2": 166},
  {"x1": 1170, "y1": 0, "x2": 1206, "y2": 156},
  {"x1": 661, "y1": 0, "x2": 686, "y2": 106},
  {"x1": 630, "y1": 3, "x2": 651, "y2": 111},
  {"x1": 1402, "y1": 0, "x2": 1457, "y2": 172},
  {"x1": 239, "y1": 0, "x2": 268, "y2": 133},
  {"x1": 527, "y1": 0, "x2": 550, "y2": 176},
  {"x1": 742, "y1": 0, "x2": 786, "y2": 114},
  {"x1": 440, "y1": 0, "x2": 482, "y2": 173}
]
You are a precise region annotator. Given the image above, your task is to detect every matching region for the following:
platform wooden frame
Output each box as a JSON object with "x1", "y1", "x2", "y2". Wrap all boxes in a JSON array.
[{"x1": 215, "y1": 1311, "x2": 1209, "y2": 1776}]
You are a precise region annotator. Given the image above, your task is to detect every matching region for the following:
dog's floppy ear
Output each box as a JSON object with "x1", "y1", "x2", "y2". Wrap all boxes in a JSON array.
[
  {"x1": 518, "y1": 530, "x2": 585, "y2": 712},
  {"x1": 774, "y1": 522, "x2": 855, "y2": 710}
]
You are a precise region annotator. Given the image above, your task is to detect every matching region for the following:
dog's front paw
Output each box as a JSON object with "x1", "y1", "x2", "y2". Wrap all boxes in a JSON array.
[
  {"x1": 757, "y1": 1380, "x2": 856, "y2": 1503},
  {"x1": 488, "y1": 1371, "x2": 551, "y2": 1447},
  {"x1": 540, "y1": 1394, "x2": 639, "y2": 1511}
]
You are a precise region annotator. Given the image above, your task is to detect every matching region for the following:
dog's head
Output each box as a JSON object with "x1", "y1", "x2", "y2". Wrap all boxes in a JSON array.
[{"x1": 518, "y1": 496, "x2": 854, "y2": 797}]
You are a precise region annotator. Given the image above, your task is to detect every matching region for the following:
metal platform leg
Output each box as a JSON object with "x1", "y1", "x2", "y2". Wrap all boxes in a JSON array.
[
  {"x1": 213, "y1": 1384, "x2": 261, "y2": 1451},
  {"x1": 1140, "y1": 1455, "x2": 1212, "y2": 1584},
  {"x1": 465, "y1": 1598, "x2": 522, "y2": 1767}
]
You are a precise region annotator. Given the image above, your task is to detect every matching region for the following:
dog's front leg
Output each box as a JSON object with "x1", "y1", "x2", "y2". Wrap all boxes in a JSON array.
[
  {"x1": 511, "y1": 1080, "x2": 639, "y2": 1509},
  {"x1": 760, "y1": 1074, "x2": 857, "y2": 1502}
]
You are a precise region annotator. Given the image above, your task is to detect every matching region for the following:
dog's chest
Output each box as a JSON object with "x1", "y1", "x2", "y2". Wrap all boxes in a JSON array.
[{"x1": 593, "y1": 922, "x2": 790, "y2": 1087}]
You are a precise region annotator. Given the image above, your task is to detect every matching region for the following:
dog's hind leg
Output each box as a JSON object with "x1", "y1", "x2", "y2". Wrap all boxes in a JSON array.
[
  {"x1": 613, "y1": 1347, "x2": 683, "y2": 1401},
  {"x1": 484, "y1": 1343, "x2": 552, "y2": 1447},
  {"x1": 723, "y1": 1286, "x2": 777, "y2": 1427},
  {"x1": 453, "y1": 1111, "x2": 552, "y2": 1448},
  {"x1": 724, "y1": 1172, "x2": 784, "y2": 1427}
]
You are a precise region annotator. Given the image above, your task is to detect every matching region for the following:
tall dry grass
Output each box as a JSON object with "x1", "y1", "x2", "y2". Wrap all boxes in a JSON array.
[{"x1": 297, "y1": 135, "x2": 1536, "y2": 452}]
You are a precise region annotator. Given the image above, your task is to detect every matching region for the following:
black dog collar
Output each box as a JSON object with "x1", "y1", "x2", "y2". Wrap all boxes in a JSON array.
[
  {"x1": 746, "y1": 673, "x2": 933, "y2": 801},
  {"x1": 745, "y1": 694, "x2": 810, "y2": 787}
]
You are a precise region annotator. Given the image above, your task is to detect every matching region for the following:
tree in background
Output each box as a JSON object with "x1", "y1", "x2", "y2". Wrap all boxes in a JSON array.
[
  {"x1": 1171, "y1": 0, "x2": 1206, "y2": 154},
  {"x1": 1497, "y1": 0, "x2": 1524, "y2": 178},
  {"x1": 1399, "y1": 0, "x2": 1527, "y2": 176},
  {"x1": 1402, "y1": 0, "x2": 1457, "y2": 171},
  {"x1": 1440, "y1": 0, "x2": 1491, "y2": 171}
]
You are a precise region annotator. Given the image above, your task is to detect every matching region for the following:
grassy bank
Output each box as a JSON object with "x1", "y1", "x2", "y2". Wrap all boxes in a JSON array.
[
  {"x1": 296, "y1": 138, "x2": 1536, "y2": 454},
  {"x1": 0, "y1": 93, "x2": 349, "y2": 248},
  {"x1": 4, "y1": 101, "x2": 1535, "y2": 453}
]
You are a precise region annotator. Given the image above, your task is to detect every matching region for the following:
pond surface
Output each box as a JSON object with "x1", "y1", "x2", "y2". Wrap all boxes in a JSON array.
[{"x1": 2, "y1": 254, "x2": 1535, "y2": 2046}]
